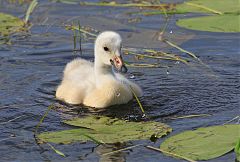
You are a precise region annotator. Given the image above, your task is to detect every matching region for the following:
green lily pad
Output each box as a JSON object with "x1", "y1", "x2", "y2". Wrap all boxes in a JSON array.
[
  {"x1": 174, "y1": 0, "x2": 240, "y2": 33},
  {"x1": 160, "y1": 124, "x2": 240, "y2": 161},
  {"x1": 235, "y1": 138, "x2": 240, "y2": 161},
  {"x1": 177, "y1": 15, "x2": 240, "y2": 33},
  {"x1": 176, "y1": 0, "x2": 240, "y2": 14},
  {"x1": 38, "y1": 116, "x2": 172, "y2": 144},
  {"x1": 0, "y1": 13, "x2": 25, "y2": 36}
]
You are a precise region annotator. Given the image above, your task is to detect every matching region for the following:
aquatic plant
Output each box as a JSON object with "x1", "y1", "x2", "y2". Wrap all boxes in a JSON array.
[
  {"x1": 38, "y1": 115, "x2": 172, "y2": 144},
  {"x1": 66, "y1": 24, "x2": 201, "y2": 68},
  {"x1": 160, "y1": 124, "x2": 240, "y2": 161},
  {"x1": 24, "y1": 0, "x2": 38, "y2": 23},
  {"x1": 0, "y1": 13, "x2": 25, "y2": 37},
  {"x1": 127, "y1": 0, "x2": 240, "y2": 32},
  {"x1": 0, "y1": 0, "x2": 38, "y2": 43}
]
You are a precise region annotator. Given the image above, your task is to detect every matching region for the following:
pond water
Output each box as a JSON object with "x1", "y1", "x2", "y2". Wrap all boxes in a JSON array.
[{"x1": 0, "y1": 1, "x2": 239, "y2": 162}]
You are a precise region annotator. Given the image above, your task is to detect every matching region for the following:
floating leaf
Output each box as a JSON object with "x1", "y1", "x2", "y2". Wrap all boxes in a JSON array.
[
  {"x1": 174, "y1": 0, "x2": 240, "y2": 33},
  {"x1": 0, "y1": 13, "x2": 25, "y2": 36},
  {"x1": 176, "y1": 0, "x2": 240, "y2": 14},
  {"x1": 177, "y1": 15, "x2": 240, "y2": 33},
  {"x1": 160, "y1": 124, "x2": 240, "y2": 161},
  {"x1": 140, "y1": 0, "x2": 239, "y2": 15},
  {"x1": 38, "y1": 116, "x2": 172, "y2": 144}
]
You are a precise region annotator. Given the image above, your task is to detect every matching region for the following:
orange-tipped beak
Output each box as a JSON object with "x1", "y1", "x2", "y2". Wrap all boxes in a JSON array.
[
  {"x1": 111, "y1": 56, "x2": 128, "y2": 73},
  {"x1": 113, "y1": 56, "x2": 123, "y2": 69}
]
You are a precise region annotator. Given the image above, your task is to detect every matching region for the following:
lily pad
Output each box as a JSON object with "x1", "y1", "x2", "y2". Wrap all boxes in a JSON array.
[
  {"x1": 160, "y1": 124, "x2": 240, "y2": 161},
  {"x1": 0, "y1": 13, "x2": 25, "y2": 36},
  {"x1": 177, "y1": 15, "x2": 240, "y2": 33},
  {"x1": 38, "y1": 116, "x2": 172, "y2": 144},
  {"x1": 176, "y1": 0, "x2": 240, "y2": 14},
  {"x1": 174, "y1": 0, "x2": 240, "y2": 33}
]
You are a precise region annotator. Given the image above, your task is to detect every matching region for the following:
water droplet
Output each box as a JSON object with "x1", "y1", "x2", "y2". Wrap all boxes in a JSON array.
[
  {"x1": 116, "y1": 92, "x2": 121, "y2": 97},
  {"x1": 129, "y1": 74, "x2": 135, "y2": 79}
]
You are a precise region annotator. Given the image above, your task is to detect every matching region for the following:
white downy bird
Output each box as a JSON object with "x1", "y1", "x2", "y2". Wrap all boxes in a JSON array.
[{"x1": 56, "y1": 31, "x2": 142, "y2": 108}]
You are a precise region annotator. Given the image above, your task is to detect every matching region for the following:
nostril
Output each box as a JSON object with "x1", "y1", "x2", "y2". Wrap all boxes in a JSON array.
[{"x1": 110, "y1": 59, "x2": 114, "y2": 65}]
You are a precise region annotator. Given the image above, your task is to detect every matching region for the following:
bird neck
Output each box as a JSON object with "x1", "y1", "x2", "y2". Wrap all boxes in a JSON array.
[{"x1": 94, "y1": 54, "x2": 115, "y2": 86}]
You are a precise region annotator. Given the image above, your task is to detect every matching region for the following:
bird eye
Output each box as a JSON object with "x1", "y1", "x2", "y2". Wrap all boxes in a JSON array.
[{"x1": 103, "y1": 47, "x2": 109, "y2": 52}]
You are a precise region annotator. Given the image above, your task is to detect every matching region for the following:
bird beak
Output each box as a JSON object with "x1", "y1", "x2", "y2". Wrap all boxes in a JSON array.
[{"x1": 110, "y1": 56, "x2": 128, "y2": 73}]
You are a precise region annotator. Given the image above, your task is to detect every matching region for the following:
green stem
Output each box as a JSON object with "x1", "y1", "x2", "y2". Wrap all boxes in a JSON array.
[
  {"x1": 163, "y1": 39, "x2": 199, "y2": 60},
  {"x1": 146, "y1": 146, "x2": 197, "y2": 162},
  {"x1": 24, "y1": 0, "x2": 38, "y2": 23},
  {"x1": 127, "y1": 51, "x2": 188, "y2": 64},
  {"x1": 102, "y1": 144, "x2": 143, "y2": 156},
  {"x1": 70, "y1": 26, "x2": 97, "y2": 37},
  {"x1": 34, "y1": 105, "x2": 53, "y2": 134},
  {"x1": 185, "y1": 2, "x2": 223, "y2": 15},
  {"x1": 129, "y1": 86, "x2": 145, "y2": 116},
  {"x1": 47, "y1": 143, "x2": 66, "y2": 157},
  {"x1": 80, "y1": 2, "x2": 169, "y2": 8}
]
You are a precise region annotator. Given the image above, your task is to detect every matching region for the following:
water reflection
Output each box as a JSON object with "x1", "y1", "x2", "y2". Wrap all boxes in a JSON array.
[{"x1": 96, "y1": 144, "x2": 128, "y2": 162}]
